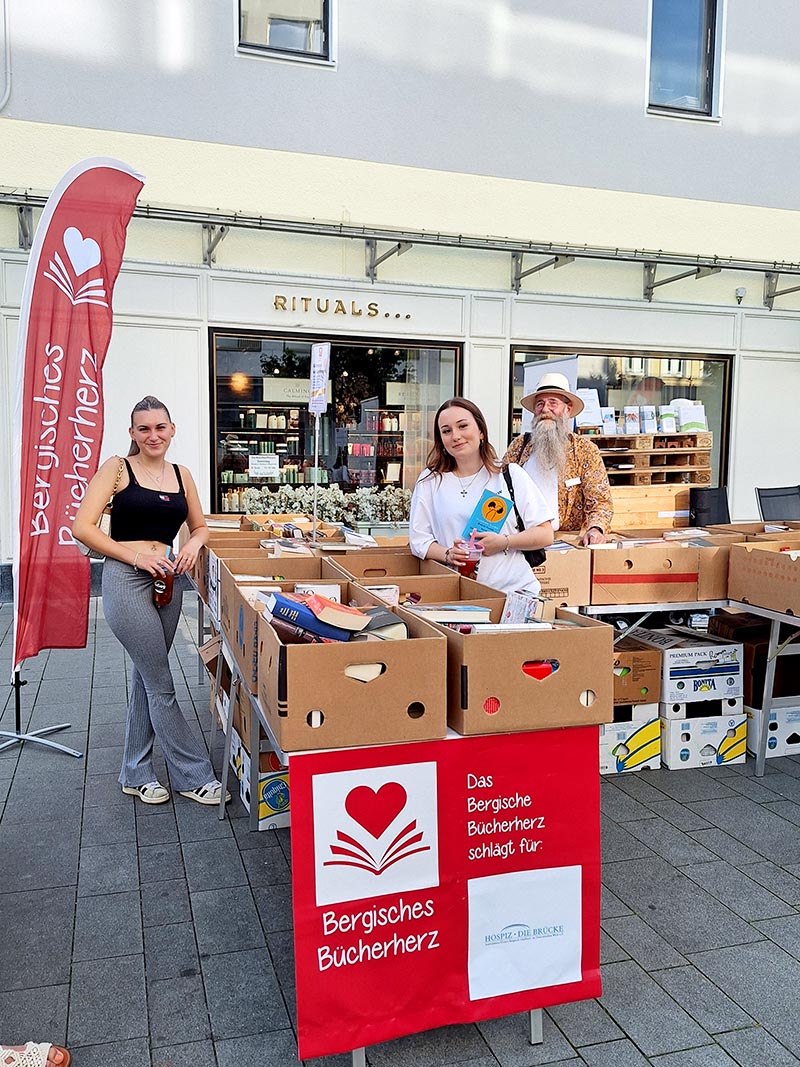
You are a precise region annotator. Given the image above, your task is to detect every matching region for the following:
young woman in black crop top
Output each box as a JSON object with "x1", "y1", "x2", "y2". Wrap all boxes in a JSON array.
[{"x1": 73, "y1": 396, "x2": 229, "y2": 809}]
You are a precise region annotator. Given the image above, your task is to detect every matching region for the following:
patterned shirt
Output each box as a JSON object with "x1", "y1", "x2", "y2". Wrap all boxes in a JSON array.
[{"x1": 501, "y1": 432, "x2": 613, "y2": 535}]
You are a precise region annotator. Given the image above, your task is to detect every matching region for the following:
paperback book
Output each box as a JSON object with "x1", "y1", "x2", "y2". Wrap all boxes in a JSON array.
[
  {"x1": 258, "y1": 591, "x2": 353, "y2": 641},
  {"x1": 407, "y1": 603, "x2": 493, "y2": 624}
]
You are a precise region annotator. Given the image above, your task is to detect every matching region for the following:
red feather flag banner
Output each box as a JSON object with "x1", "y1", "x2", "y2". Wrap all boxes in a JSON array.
[{"x1": 12, "y1": 158, "x2": 144, "y2": 672}]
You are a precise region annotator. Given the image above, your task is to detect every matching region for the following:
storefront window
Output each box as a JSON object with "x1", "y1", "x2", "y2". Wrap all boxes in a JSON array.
[
  {"x1": 238, "y1": 0, "x2": 331, "y2": 61},
  {"x1": 212, "y1": 332, "x2": 459, "y2": 511},
  {"x1": 510, "y1": 347, "x2": 731, "y2": 486}
]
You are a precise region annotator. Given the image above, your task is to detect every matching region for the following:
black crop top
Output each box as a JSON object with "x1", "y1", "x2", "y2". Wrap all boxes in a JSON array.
[{"x1": 110, "y1": 460, "x2": 189, "y2": 544}]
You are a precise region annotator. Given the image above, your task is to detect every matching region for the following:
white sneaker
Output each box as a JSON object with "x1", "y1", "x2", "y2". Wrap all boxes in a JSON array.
[
  {"x1": 122, "y1": 781, "x2": 170, "y2": 805},
  {"x1": 178, "y1": 780, "x2": 232, "y2": 806}
]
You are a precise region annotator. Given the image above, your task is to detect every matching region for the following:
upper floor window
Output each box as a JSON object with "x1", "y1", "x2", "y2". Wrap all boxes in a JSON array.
[
  {"x1": 649, "y1": 0, "x2": 718, "y2": 115},
  {"x1": 239, "y1": 1, "x2": 332, "y2": 63}
]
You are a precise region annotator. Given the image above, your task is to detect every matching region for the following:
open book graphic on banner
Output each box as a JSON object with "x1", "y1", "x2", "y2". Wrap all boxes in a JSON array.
[{"x1": 461, "y1": 490, "x2": 512, "y2": 538}]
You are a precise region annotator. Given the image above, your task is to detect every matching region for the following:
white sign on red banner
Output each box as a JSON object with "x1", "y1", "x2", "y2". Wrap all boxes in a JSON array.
[
  {"x1": 12, "y1": 158, "x2": 144, "y2": 670},
  {"x1": 290, "y1": 726, "x2": 601, "y2": 1060}
]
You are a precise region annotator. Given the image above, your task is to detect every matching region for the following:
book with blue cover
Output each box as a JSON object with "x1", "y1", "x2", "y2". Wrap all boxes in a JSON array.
[
  {"x1": 461, "y1": 489, "x2": 513, "y2": 539},
  {"x1": 259, "y1": 590, "x2": 352, "y2": 641}
]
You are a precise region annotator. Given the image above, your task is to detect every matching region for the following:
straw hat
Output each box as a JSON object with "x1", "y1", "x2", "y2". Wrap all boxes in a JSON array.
[{"x1": 521, "y1": 371, "x2": 584, "y2": 416}]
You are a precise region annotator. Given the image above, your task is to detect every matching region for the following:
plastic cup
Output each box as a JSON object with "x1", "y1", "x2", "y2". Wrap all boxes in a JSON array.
[{"x1": 456, "y1": 539, "x2": 484, "y2": 578}]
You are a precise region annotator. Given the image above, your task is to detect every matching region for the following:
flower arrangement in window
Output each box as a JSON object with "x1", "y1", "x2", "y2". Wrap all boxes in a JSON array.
[{"x1": 241, "y1": 484, "x2": 411, "y2": 525}]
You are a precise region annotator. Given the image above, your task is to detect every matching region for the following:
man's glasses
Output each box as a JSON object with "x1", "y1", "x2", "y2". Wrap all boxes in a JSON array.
[{"x1": 533, "y1": 395, "x2": 567, "y2": 412}]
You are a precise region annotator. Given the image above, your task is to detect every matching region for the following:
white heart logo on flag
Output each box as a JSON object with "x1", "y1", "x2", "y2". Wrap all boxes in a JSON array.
[{"x1": 63, "y1": 226, "x2": 101, "y2": 276}]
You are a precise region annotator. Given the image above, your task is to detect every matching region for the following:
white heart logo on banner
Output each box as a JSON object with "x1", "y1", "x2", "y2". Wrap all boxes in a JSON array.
[{"x1": 63, "y1": 226, "x2": 101, "y2": 276}]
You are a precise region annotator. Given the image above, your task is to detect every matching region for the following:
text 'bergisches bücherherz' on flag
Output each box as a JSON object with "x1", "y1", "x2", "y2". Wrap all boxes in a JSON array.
[{"x1": 12, "y1": 158, "x2": 144, "y2": 671}]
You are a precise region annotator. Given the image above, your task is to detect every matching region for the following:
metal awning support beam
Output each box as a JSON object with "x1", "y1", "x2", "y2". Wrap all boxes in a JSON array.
[
  {"x1": 365, "y1": 239, "x2": 412, "y2": 282},
  {"x1": 511, "y1": 252, "x2": 574, "y2": 293},
  {"x1": 763, "y1": 271, "x2": 800, "y2": 310},
  {"x1": 17, "y1": 205, "x2": 32, "y2": 251},
  {"x1": 643, "y1": 263, "x2": 721, "y2": 302},
  {"x1": 202, "y1": 224, "x2": 229, "y2": 266}
]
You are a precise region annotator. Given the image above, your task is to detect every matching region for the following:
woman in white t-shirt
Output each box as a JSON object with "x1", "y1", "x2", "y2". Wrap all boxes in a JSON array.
[{"x1": 409, "y1": 397, "x2": 555, "y2": 594}]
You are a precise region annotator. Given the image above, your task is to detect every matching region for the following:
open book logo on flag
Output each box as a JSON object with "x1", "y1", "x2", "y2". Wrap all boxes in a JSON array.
[
  {"x1": 323, "y1": 782, "x2": 430, "y2": 876},
  {"x1": 42, "y1": 226, "x2": 109, "y2": 307},
  {"x1": 313, "y1": 762, "x2": 439, "y2": 906}
]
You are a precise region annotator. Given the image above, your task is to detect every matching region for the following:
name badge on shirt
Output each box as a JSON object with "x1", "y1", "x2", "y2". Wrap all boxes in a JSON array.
[{"x1": 564, "y1": 477, "x2": 581, "y2": 487}]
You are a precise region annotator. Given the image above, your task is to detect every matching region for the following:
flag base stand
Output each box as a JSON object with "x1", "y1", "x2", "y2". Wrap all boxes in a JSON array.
[{"x1": 0, "y1": 672, "x2": 83, "y2": 758}]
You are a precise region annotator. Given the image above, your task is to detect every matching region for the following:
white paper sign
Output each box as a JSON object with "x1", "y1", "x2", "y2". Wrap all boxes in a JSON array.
[
  {"x1": 310, "y1": 342, "x2": 331, "y2": 415},
  {"x1": 248, "y1": 454, "x2": 280, "y2": 479},
  {"x1": 575, "y1": 388, "x2": 603, "y2": 428}
]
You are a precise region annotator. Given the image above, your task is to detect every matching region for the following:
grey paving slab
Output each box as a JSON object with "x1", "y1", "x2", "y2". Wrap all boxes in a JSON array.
[
  {"x1": 78, "y1": 841, "x2": 139, "y2": 895},
  {"x1": 174, "y1": 797, "x2": 234, "y2": 842},
  {"x1": 477, "y1": 1012, "x2": 579, "y2": 1066},
  {"x1": 370, "y1": 1021, "x2": 494, "y2": 1067},
  {"x1": 622, "y1": 817, "x2": 721, "y2": 867},
  {"x1": 546, "y1": 998, "x2": 623, "y2": 1047},
  {"x1": 606, "y1": 773, "x2": 678, "y2": 807},
  {"x1": 644, "y1": 799, "x2": 713, "y2": 833},
  {"x1": 191, "y1": 885, "x2": 265, "y2": 954},
  {"x1": 600, "y1": 930, "x2": 631, "y2": 964},
  {"x1": 148, "y1": 973, "x2": 211, "y2": 1047},
  {"x1": 138, "y1": 840, "x2": 186, "y2": 883},
  {"x1": 151, "y1": 1039, "x2": 217, "y2": 1067},
  {"x1": 1, "y1": 775, "x2": 84, "y2": 824},
  {"x1": 736, "y1": 860, "x2": 800, "y2": 905},
  {"x1": 70, "y1": 1038, "x2": 152, "y2": 1067},
  {"x1": 87, "y1": 720, "x2": 127, "y2": 747},
  {"x1": 762, "y1": 756, "x2": 800, "y2": 779},
  {"x1": 80, "y1": 802, "x2": 137, "y2": 846},
  {"x1": 601, "y1": 915, "x2": 686, "y2": 970},
  {"x1": 649, "y1": 1046, "x2": 739, "y2": 1066},
  {"x1": 688, "y1": 796, "x2": 800, "y2": 865},
  {"x1": 182, "y1": 836, "x2": 247, "y2": 892},
  {"x1": 680, "y1": 859, "x2": 797, "y2": 920},
  {"x1": 685, "y1": 828, "x2": 764, "y2": 866},
  {"x1": 0, "y1": 886, "x2": 74, "y2": 990},
  {"x1": 649, "y1": 964, "x2": 754, "y2": 1033},
  {"x1": 633, "y1": 769, "x2": 738, "y2": 804},
  {"x1": 215, "y1": 1030, "x2": 304, "y2": 1067},
  {"x1": 689, "y1": 940, "x2": 800, "y2": 1053},
  {"x1": 86, "y1": 701, "x2": 129, "y2": 724},
  {"x1": 68, "y1": 954, "x2": 147, "y2": 1046},
  {"x1": 715, "y1": 1026, "x2": 800, "y2": 1067},
  {"x1": 231, "y1": 814, "x2": 285, "y2": 850},
  {"x1": 763, "y1": 800, "x2": 800, "y2": 827},
  {"x1": 721, "y1": 773, "x2": 786, "y2": 804},
  {"x1": 141, "y1": 877, "x2": 192, "y2": 926},
  {"x1": 201, "y1": 947, "x2": 290, "y2": 1038},
  {"x1": 73, "y1": 889, "x2": 143, "y2": 961},
  {"x1": 600, "y1": 857, "x2": 764, "y2": 955},
  {"x1": 241, "y1": 841, "x2": 292, "y2": 886},
  {"x1": 83, "y1": 771, "x2": 130, "y2": 810},
  {"x1": 751, "y1": 772, "x2": 800, "y2": 804},
  {"x1": 598, "y1": 960, "x2": 713, "y2": 1057},
  {"x1": 753, "y1": 914, "x2": 800, "y2": 962},
  {"x1": 601, "y1": 820, "x2": 655, "y2": 863},
  {"x1": 0, "y1": 817, "x2": 79, "y2": 890},
  {"x1": 600, "y1": 886, "x2": 633, "y2": 919},
  {"x1": 135, "y1": 810, "x2": 179, "y2": 846},
  {"x1": 578, "y1": 1039, "x2": 651, "y2": 1067},
  {"x1": 86, "y1": 744, "x2": 125, "y2": 776},
  {"x1": 144, "y1": 921, "x2": 200, "y2": 981},
  {"x1": 0, "y1": 983, "x2": 69, "y2": 1046},
  {"x1": 253, "y1": 882, "x2": 295, "y2": 933},
  {"x1": 600, "y1": 785, "x2": 657, "y2": 823}
]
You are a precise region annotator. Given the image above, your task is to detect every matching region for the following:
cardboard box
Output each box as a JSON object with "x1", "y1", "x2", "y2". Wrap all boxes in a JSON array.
[
  {"x1": 256, "y1": 588, "x2": 448, "y2": 751},
  {"x1": 324, "y1": 552, "x2": 452, "y2": 582},
  {"x1": 590, "y1": 544, "x2": 699, "y2": 605},
  {"x1": 428, "y1": 608, "x2": 613, "y2": 735},
  {"x1": 531, "y1": 547, "x2": 591, "y2": 606},
  {"x1": 660, "y1": 714, "x2": 747, "y2": 769},
  {"x1": 353, "y1": 573, "x2": 504, "y2": 607},
  {"x1": 613, "y1": 636, "x2": 662, "y2": 706},
  {"x1": 728, "y1": 541, "x2": 800, "y2": 616},
  {"x1": 746, "y1": 705, "x2": 800, "y2": 758},
  {"x1": 659, "y1": 696, "x2": 743, "y2": 719},
  {"x1": 612, "y1": 701, "x2": 659, "y2": 723},
  {"x1": 709, "y1": 609, "x2": 800, "y2": 707},
  {"x1": 707, "y1": 521, "x2": 800, "y2": 539},
  {"x1": 599, "y1": 717, "x2": 661, "y2": 774},
  {"x1": 227, "y1": 721, "x2": 291, "y2": 830},
  {"x1": 627, "y1": 627, "x2": 743, "y2": 703}
]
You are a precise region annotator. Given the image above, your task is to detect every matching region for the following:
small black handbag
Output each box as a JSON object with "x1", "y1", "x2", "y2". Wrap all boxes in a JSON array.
[{"x1": 502, "y1": 467, "x2": 547, "y2": 569}]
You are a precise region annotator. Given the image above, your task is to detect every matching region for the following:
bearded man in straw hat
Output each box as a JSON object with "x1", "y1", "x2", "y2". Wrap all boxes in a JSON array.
[{"x1": 501, "y1": 372, "x2": 613, "y2": 546}]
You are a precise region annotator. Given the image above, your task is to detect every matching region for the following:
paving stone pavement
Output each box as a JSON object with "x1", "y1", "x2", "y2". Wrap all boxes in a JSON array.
[{"x1": 2, "y1": 595, "x2": 800, "y2": 1066}]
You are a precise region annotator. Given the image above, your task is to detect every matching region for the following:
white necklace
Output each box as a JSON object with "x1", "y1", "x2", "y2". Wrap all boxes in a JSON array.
[
  {"x1": 455, "y1": 469, "x2": 483, "y2": 498},
  {"x1": 139, "y1": 459, "x2": 167, "y2": 489}
]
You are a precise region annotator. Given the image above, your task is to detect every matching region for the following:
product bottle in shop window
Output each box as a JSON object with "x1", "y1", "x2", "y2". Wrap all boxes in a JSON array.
[{"x1": 276, "y1": 411, "x2": 286, "y2": 429}]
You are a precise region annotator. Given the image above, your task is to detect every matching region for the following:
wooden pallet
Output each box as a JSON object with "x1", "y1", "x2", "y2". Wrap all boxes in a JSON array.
[{"x1": 610, "y1": 485, "x2": 691, "y2": 529}]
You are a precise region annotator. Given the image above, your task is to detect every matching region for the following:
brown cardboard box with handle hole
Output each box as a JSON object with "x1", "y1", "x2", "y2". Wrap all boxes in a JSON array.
[
  {"x1": 613, "y1": 635, "x2": 662, "y2": 706},
  {"x1": 323, "y1": 552, "x2": 452, "y2": 582},
  {"x1": 531, "y1": 546, "x2": 591, "y2": 606},
  {"x1": 256, "y1": 583, "x2": 448, "y2": 751},
  {"x1": 728, "y1": 541, "x2": 800, "y2": 616},
  {"x1": 590, "y1": 544, "x2": 699, "y2": 605}
]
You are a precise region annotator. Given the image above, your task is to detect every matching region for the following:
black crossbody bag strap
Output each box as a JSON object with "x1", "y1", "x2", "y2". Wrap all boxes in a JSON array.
[{"x1": 502, "y1": 466, "x2": 546, "y2": 568}]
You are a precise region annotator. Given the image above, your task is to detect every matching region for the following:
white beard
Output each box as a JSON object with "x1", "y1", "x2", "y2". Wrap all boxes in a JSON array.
[{"x1": 531, "y1": 414, "x2": 570, "y2": 472}]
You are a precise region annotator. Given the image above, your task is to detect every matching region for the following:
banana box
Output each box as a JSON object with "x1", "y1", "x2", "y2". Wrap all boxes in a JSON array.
[
  {"x1": 746, "y1": 705, "x2": 800, "y2": 758},
  {"x1": 599, "y1": 718, "x2": 661, "y2": 774},
  {"x1": 660, "y1": 696, "x2": 743, "y2": 720},
  {"x1": 660, "y1": 715, "x2": 747, "y2": 769},
  {"x1": 626, "y1": 627, "x2": 743, "y2": 704},
  {"x1": 236, "y1": 744, "x2": 291, "y2": 830}
]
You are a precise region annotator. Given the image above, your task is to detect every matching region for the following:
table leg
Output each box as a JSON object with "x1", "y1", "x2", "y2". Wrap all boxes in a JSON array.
[
  {"x1": 529, "y1": 1008, "x2": 543, "y2": 1044},
  {"x1": 196, "y1": 594, "x2": 206, "y2": 686},
  {"x1": 756, "y1": 618, "x2": 780, "y2": 778},
  {"x1": 219, "y1": 675, "x2": 237, "y2": 821}
]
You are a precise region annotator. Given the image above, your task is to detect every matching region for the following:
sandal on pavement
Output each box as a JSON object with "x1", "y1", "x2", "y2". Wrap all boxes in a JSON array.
[
  {"x1": 122, "y1": 781, "x2": 170, "y2": 805},
  {"x1": 179, "y1": 780, "x2": 232, "y2": 806},
  {"x1": 1, "y1": 1043, "x2": 71, "y2": 1067}
]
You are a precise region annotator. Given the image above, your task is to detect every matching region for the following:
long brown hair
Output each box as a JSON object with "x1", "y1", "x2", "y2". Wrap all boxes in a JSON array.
[
  {"x1": 424, "y1": 397, "x2": 499, "y2": 475},
  {"x1": 128, "y1": 395, "x2": 172, "y2": 456}
]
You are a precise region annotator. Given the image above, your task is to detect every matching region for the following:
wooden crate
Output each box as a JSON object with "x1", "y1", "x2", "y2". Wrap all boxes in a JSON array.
[{"x1": 610, "y1": 485, "x2": 690, "y2": 529}]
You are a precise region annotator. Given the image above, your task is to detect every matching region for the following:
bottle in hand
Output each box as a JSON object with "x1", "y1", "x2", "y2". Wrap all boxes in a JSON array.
[{"x1": 153, "y1": 553, "x2": 174, "y2": 607}]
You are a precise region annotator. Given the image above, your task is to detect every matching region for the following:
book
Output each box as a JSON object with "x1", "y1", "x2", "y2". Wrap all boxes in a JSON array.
[
  {"x1": 264, "y1": 613, "x2": 334, "y2": 645},
  {"x1": 502, "y1": 588, "x2": 545, "y2": 624},
  {"x1": 259, "y1": 590, "x2": 352, "y2": 641},
  {"x1": 293, "y1": 581, "x2": 343, "y2": 602},
  {"x1": 301, "y1": 591, "x2": 371, "y2": 631},
  {"x1": 344, "y1": 662, "x2": 387, "y2": 682},
  {"x1": 407, "y1": 603, "x2": 493, "y2": 623},
  {"x1": 359, "y1": 605, "x2": 408, "y2": 641},
  {"x1": 461, "y1": 489, "x2": 513, "y2": 538},
  {"x1": 363, "y1": 584, "x2": 401, "y2": 606}
]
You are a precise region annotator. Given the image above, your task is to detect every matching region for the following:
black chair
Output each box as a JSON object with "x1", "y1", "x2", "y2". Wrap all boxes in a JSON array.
[
  {"x1": 756, "y1": 485, "x2": 800, "y2": 521},
  {"x1": 689, "y1": 486, "x2": 730, "y2": 527}
]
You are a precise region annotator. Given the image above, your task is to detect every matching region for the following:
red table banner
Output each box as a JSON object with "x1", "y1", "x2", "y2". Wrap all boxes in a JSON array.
[
  {"x1": 291, "y1": 725, "x2": 601, "y2": 1060},
  {"x1": 12, "y1": 158, "x2": 144, "y2": 670}
]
